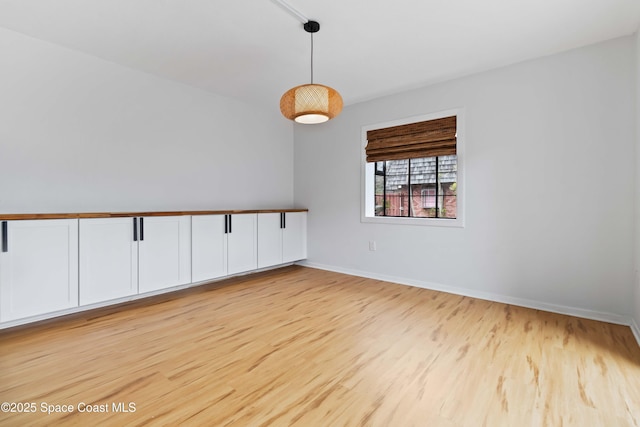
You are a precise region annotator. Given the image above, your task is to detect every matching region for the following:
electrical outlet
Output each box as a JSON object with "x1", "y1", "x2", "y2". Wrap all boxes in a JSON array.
[{"x1": 369, "y1": 241, "x2": 376, "y2": 251}]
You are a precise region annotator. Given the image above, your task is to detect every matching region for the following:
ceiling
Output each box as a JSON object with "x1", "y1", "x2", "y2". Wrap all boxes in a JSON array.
[{"x1": 0, "y1": 0, "x2": 638, "y2": 109}]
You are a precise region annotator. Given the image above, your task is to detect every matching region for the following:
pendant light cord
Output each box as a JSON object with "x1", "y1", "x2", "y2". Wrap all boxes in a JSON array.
[{"x1": 310, "y1": 32, "x2": 314, "y2": 84}]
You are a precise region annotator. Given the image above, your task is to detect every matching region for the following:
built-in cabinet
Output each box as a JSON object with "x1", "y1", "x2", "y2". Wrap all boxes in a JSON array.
[
  {"x1": 0, "y1": 219, "x2": 79, "y2": 322},
  {"x1": 227, "y1": 214, "x2": 257, "y2": 275},
  {"x1": 192, "y1": 215, "x2": 227, "y2": 282},
  {"x1": 257, "y1": 213, "x2": 282, "y2": 268},
  {"x1": 79, "y1": 216, "x2": 191, "y2": 304},
  {"x1": 282, "y1": 212, "x2": 307, "y2": 264},
  {"x1": 0, "y1": 210, "x2": 305, "y2": 327},
  {"x1": 137, "y1": 216, "x2": 192, "y2": 293},
  {"x1": 79, "y1": 218, "x2": 138, "y2": 305},
  {"x1": 192, "y1": 214, "x2": 257, "y2": 283},
  {"x1": 258, "y1": 212, "x2": 307, "y2": 268}
]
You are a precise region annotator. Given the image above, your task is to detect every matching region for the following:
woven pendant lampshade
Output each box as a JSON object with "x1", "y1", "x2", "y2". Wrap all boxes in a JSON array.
[
  {"x1": 280, "y1": 83, "x2": 343, "y2": 124},
  {"x1": 280, "y1": 20, "x2": 342, "y2": 124}
]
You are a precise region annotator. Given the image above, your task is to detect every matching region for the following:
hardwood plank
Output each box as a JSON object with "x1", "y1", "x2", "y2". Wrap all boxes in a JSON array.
[{"x1": 0, "y1": 266, "x2": 638, "y2": 426}]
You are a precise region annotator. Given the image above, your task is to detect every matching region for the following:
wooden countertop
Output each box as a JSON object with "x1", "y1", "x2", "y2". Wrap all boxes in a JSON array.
[{"x1": 0, "y1": 209, "x2": 308, "y2": 221}]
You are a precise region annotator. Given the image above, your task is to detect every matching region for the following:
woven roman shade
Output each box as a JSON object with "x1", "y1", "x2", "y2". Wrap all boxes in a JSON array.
[{"x1": 366, "y1": 116, "x2": 457, "y2": 162}]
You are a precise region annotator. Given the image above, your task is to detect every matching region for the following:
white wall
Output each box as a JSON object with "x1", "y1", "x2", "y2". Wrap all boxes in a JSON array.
[
  {"x1": 0, "y1": 28, "x2": 294, "y2": 213},
  {"x1": 295, "y1": 36, "x2": 636, "y2": 321}
]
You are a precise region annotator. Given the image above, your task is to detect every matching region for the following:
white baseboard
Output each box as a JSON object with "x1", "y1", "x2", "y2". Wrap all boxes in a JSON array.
[{"x1": 299, "y1": 261, "x2": 633, "y2": 327}]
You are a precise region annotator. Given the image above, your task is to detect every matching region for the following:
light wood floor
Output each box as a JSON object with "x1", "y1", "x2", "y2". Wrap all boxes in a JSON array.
[{"x1": 1, "y1": 266, "x2": 639, "y2": 426}]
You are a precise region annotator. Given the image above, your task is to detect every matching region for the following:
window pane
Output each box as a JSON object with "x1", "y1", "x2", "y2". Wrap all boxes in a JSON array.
[
  {"x1": 374, "y1": 173, "x2": 385, "y2": 216},
  {"x1": 384, "y1": 160, "x2": 408, "y2": 216},
  {"x1": 375, "y1": 161, "x2": 384, "y2": 174},
  {"x1": 409, "y1": 158, "x2": 436, "y2": 218},
  {"x1": 438, "y1": 155, "x2": 457, "y2": 219}
]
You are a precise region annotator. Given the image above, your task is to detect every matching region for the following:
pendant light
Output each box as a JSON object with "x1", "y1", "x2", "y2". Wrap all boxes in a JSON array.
[{"x1": 280, "y1": 21, "x2": 343, "y2": 124}]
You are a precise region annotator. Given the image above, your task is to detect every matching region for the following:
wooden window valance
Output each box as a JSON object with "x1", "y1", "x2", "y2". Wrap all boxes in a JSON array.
[{"x1": 365, "y1": 115, "x2": 457, "y2": 162}]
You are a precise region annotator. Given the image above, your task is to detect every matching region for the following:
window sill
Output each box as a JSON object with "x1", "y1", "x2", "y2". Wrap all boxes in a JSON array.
[{"x1": 360, "y1": 215, "x2": 464, "y2": 228}]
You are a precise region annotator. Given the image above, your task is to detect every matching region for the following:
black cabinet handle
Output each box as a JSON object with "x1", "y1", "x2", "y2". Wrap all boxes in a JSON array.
[
  {"x1": 283, "y1": 212, "x2": 286, "y2": 229},
  {"x1": 228, "y1": 215, "x2": 232, "y2": 234},
  {"x1": 280, "y1": 213, "x2": 283, "y2": 229},
  {"x1": 224, "y1": 215, "x2": 228, "y2": 234},
  {"x1": 133, "y1": 218, "x2": 138, "y2": 241},
  {"x1": 139, "y1": 217, "x2": 144, "y2": 241},
  {"x1": 1, "y1": 221, "x2": 7, "y2": 253}
]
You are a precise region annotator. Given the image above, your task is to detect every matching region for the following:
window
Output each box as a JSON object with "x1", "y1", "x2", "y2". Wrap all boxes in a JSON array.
[
  {"x1": 374, "y1": 157, "x2": 457, "y2": 218},
  {"x1": 362, "y1": 110, "x2": 464, "y2": 227}
]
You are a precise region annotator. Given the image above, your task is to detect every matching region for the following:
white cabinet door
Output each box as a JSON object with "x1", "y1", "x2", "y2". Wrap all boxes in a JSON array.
[
  {"x1": 138, "y1": 216, "x2": 191, "y2": 294},
  {"x1": 192, "y1": 215, "x2": 227, "y2": 282},
  {"x1": 227, "y1": 214, "x2": 257, "y2": 275},
  {"x1": 0, "y1": 219, "x2": 79, "y2": 322},
  {"x1": 79, "y1": 218, "x2": 138, "y2": 305},
  {"x1": 257, "y1": 213, "x2": 283, "y2": 269},
  {"x1": 283, "y1": 212, "x2": 307, "y2": 263}
]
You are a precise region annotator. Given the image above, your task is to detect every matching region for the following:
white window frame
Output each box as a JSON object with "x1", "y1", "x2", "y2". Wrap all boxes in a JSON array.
[{"x1": 361, "y1": 108, "x2": 465, "y2": 228}]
